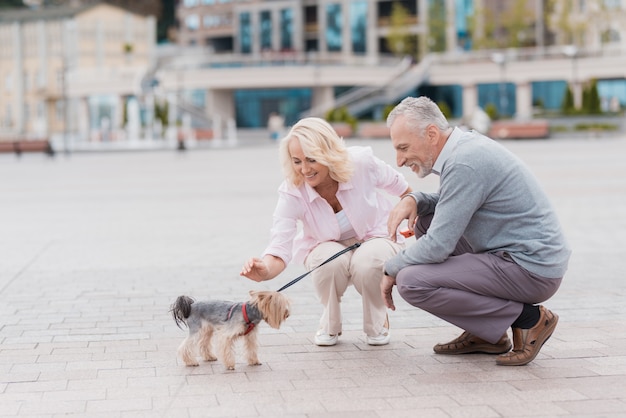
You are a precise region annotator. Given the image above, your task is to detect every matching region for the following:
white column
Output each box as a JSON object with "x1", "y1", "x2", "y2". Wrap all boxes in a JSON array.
[
  {"x1": 96, "y1": 19, "x2": 104, "y2": 68},
  {"x1": 292, "y1": 4, "x2": 303, "y2": 53},
  {"x1": 445, "y1": 0, "x2": 457, "y2": 52},
  {"x1": 341, "y1": 0, "x2": 351, "y2": 61},
  {"x1": 272, "y1": 7, "x2": 280, "y2": 52},
  {"x1": 318, "y1": 1, "x2": 327, "y2": 58},
  {"x1": 166, "y1": 92, "x2": 177, "y2": 143},
  {"x1": 12, "y1": 22, "x2": 24, "y2": 134},
  {"x1": 515, "y1": 82, "x2": 532, "y2": 120},
  {"x1": 251, "y1": 9, "x2": 260, "y2": 58},
  {"x1": 77, "y1": 98, "x2": 90, "y2": 143},
  {"x1": 146, "y1": 16, "x2": 156, "y2": 66},
  {"x1": 311, "y1": 86, "x2": 334, "y2": 113},
  {"x1": 473, "y1": 0, "x2": 484, "y2": 43},
  {"x1": 462, "y1": 83, "x2": 477, "y2": 122},
  {"x1": 205, "y1": 89, "x2": 235, "y2": 139},
  {"x1": 366, "y1": 0, "x2": 378, "y2": 64}
]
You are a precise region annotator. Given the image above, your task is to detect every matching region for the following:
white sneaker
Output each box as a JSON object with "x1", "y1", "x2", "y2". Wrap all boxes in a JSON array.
[
  {"x1": 366, "y1": 328, "x2": 390, "y2": 346},
  {"x1": 367, "y1": 315, "x2": 390, "y2": 346},
  {"x1": 314, "y1": 331, "x2": 340, "y2": 346}
]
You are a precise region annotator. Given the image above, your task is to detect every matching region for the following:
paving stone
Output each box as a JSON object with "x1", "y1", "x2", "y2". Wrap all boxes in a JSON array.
[{"x1": 1, "y1": 135, "x2": 625, "y2": 417}]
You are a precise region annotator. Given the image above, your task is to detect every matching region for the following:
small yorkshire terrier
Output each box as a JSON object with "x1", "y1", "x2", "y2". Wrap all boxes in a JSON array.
[{"x1": 170, "y1": 290, "x2": 290, "y2": 370}]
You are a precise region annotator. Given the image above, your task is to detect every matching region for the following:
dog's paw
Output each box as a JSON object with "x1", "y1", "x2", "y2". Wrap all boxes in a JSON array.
[
  {"x1": 249, "y1": 361, "x2": 262, "y2": 366},
  {"x1": 226, "y1": 365, "x2": 235, "y2": 370},
  {"x1": 203, "y1": 355, "x2": 217, "y2": 362},
  {"x1": 184, "y1": 362, "x2": 199, "y2": 367}
]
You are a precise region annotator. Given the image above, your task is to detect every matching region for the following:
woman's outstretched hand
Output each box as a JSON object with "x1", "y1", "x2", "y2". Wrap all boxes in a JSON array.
[{"x1": 240, "y1": 257, "x2": 269, "y2": 282}]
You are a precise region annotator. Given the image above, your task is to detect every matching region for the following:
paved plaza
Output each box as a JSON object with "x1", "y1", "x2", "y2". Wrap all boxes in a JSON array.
[{"x1": 1, "y1": 132, "x2": 625, "y2": 417}]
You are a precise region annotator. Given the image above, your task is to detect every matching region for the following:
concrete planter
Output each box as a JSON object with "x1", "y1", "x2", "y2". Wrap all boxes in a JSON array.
[
  {"x1": 358, "y1": 122, "x2": 390, "y2": 139},
  {"x1": 331, "y1": 123, "x2": 353, "y2": 138}
]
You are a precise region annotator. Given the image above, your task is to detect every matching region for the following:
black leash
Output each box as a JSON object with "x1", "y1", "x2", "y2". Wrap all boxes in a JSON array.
[{"x1": 277, "y1": 242, "x2": 361, "y2": 292}]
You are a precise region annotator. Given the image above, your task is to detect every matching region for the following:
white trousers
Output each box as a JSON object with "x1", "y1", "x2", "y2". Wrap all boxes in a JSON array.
[{"x1": 304, "y1": 237, "x2": 404, "y2": 337}]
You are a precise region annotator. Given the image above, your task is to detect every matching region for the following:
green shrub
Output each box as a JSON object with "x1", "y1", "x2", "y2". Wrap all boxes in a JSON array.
[
  {"x1": 584, "y1": 79, "x2": 602, "y2": 115},
  {"x1": 382, "y1": 104, "x2": 396, "y2": 121},
  {"x1": 561, "y1": 85, "x2": 575, "y2": 114},
  {"x1": 574, "y1": 123, "x2": 617, "y2": 131},
  {"x1": 484, "y1": 103, "x2": 499, "y2": 120},
  {"x1": 437, "y1": 101, "x2": 452, "y2": 119},
  {"x1": 325, "y1": 106, "x2": 357, "y2": 131}
]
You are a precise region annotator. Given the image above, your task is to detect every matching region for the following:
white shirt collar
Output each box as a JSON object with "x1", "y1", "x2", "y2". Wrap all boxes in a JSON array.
[{"x1": 431, "y1": 127, "x2": 464, "y2": 176}]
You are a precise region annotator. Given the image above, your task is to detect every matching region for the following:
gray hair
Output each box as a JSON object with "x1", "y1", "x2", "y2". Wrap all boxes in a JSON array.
[{"x1": 386, "y1": 96, "x2": 450, "y2": 134}]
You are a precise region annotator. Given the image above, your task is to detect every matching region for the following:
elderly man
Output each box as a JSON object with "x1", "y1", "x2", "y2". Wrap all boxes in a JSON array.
[{"x1": 382, "y1": 96, "x2": 571, "y2": 366}]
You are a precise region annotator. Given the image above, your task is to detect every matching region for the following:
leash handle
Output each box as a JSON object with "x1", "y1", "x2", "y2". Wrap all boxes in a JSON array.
[{"x1": 277, "y1": 242, "x2": 361, "y2": 292}]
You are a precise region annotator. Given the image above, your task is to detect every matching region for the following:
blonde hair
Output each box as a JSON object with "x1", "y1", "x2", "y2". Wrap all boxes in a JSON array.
[{"x1": 279, "y1": 117, "x2": 353, "y2": 187}]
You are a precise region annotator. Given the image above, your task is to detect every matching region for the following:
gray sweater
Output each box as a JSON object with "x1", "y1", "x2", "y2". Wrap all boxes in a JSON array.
[{"x1": 384, "y1": 128, "x2": 571, "y2": 279}]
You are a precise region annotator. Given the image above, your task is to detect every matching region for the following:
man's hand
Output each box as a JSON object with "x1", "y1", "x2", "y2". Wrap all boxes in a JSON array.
[
  {"x1": 381, "y1": 274, "x2": 397, "y2": 311},
  {"x1": 388, "y1": 196, "x2": 418, "y2": 242}
]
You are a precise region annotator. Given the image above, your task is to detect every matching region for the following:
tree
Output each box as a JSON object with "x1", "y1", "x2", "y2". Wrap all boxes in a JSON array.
[
  {"x1": 386, "y1": 2, "x2": 417, "y2": 58},
  {"x1": 427, "y1": 0, "x2": 446, "y2": 52},
  {"x1": 561, "y1": 84, "x2": 575, "y2": 114},
  {"x1": 546, "y1": 0, "x2": 586, "y2": 45},
  {"x1": 583, "y1": 79, "x2": 601, "y2": 115},
  {"x1": 468, "y1": 4, "x2": 498, "y2": 49},
  {"x1": 500, "y1": 0, "x2": 535, "y2": 47},
  {"x1": 470, "y1": 0, "x2": 534, "y2": 49}
]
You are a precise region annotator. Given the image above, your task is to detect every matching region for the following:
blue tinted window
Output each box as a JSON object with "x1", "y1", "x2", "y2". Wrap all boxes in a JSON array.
[
  {"x1": 350, "y1": 1, "x2": 367, "y2": 54},
  {"x1": 240, "y1": 12, "x2": 251, "y2": 54},
  {"x1": 235, "y1": 89, "x2": 312, "y2": 128},
  {"x1": 477, "y1": 82, "x2": 516, "y2": 117},
  {"x1": 260, "y1": 10, "x2": 272, "y2": 50},
  {"x1": 532, "y1": 80, "x2": 567, "y2": 110},
  {"x1": 326, "y1": 3, "x2": 342, "y2": 52},
  {"x1": 280, "y1": 8, "x2": 293, "y2": 50}
]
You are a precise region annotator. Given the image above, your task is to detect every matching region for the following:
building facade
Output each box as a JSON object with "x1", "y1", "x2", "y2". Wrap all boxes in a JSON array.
[
  {"x1": 3, "y1": 0, "x2": 626, "y2": 144},
  {"x1": 167, "y1": 0, "x2": 626, "y2": 129},
  {"x1": 0, "y1": 2, "x2": 156, "y2": 146}
]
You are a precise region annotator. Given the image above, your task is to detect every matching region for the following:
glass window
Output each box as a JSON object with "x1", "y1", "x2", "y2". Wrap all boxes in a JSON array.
[
  {"x1": 240, "y1": 12, "x2": 251, "y2": 54},
  {"x1": 326, "y1": 3, "x2": 342, "y2": 52},
  {"x1": 280, "y1": 8, "x2": 293, "y2": 51},
  {"x1": 203, "y1": 15, "x2": 217, "y2": 28},
  {"x1": 235, "y1": 88, "x2": 311, "y2": 128},
  {"x1": 603, "y1": 0, "x2": 621, "y2": 8},
  {"x1": 350, "y1": 1, "x2": 367, "y2": 54},
  {"x1": 88, "y1": 95, "x2": 117, "y2": 131},
  {"x1": 184, "y1": 0, "x2": 199, "y2": 6},
  {"x1": 260, "y1": 10, "x2": 272, "y2": 50},
  {"x1": 186, "y1": 15, "x2": 200, "y2": 31}
]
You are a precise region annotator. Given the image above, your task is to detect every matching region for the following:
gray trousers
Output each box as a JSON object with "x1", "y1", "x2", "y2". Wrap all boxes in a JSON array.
[{"x1": 396, "y1": 214, "x2": 562, "y2": 344}]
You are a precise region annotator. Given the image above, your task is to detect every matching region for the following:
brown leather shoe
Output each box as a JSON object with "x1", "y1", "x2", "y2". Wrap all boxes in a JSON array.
[
  {"x1": 496, "y1": 306, "x2": 558, "y2": 366},
  {"x1": 433, "y1": 331, "x2": 512, "y2": 355}
]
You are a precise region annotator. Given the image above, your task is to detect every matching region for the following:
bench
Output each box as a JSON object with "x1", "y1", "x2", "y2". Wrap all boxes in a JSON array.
[
  {"x1": 488, "y1": 120, "x2": 550, "y2": 139},
  {"x1": 0, "y1": 139, "x2": 55, "y2": 157}
]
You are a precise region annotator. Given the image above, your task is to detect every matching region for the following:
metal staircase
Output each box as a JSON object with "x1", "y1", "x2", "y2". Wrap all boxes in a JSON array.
[{"x1": 303, "y1": 54, "x2": 433, "y2": 119}]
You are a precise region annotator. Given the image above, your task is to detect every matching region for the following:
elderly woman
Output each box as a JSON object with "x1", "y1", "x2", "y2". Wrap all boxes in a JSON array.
[{"x1": 241, "y1": 117, "x2": 411, "y2": 346}]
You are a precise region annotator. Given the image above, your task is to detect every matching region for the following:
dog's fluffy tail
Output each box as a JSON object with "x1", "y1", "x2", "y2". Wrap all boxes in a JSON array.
[{"x1": 171, "y1": 295, "x2": 195, "y2": 329}]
